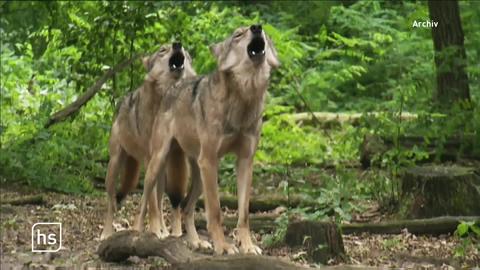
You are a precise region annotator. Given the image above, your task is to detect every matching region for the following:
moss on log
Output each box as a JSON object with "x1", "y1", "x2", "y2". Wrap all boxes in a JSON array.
[
  {"x1": 285, "y1": 221, "x2": 345, "y2": 264},
  {"x1": 286, "y1": 112, "x2": 418, "y2": 126},
  {"x1": 197, "y1": 193, "x2": 314, "y2": 212},
  {"x1": 1, "y1": 195, "x2": 46, "y2": 205},
  {"x1": 360, "y1": 135, "x2": 478, "y2": 168},
  {"x1": 342, "y1": 216, "x2": 480, "y2": 235},
  {"x1": 401, "y1": 165, "x2": 480, "y2": 218}
]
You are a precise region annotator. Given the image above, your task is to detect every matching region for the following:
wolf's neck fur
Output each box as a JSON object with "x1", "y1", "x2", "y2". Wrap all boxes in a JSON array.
[
  {"x1": 212, "y1": 66, "x2": 271, "y2": 133},
  {"x1": 135, "y1": 78, "x2": 170, "y2": 137}
]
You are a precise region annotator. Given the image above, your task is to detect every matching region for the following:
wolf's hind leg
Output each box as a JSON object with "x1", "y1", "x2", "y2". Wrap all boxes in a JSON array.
[
  {"x1": 101, "y1": 145, "x2": 127, "y2": 240},
  {"x1": 116, "y1": 154, "x2": 141, "y2": 204},
  {"x1": 166, "y1": 143, "x2": 188, "y2": 237},
  {"x1": 154, "y1": 172, "x2": 169, "y2": 238}
]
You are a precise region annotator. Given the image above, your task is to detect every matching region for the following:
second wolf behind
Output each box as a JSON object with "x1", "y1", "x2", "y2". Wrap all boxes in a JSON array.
[
  {"x1": 101, "y1": 43, "x2": 196, "y2": 240},
  {"x1": 134, "y1": 25, "x2": 280, "y2": 254}
]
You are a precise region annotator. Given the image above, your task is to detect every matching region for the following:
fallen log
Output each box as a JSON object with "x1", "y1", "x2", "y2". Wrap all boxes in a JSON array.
[
  {"x1": 98, "y1": 230, "x2": 201, "y2": 263},
  {"x1": 98, "y1": 230, "x2": 313, "y2": 269},
  {"x1": 197, "y1": 193, "x2": 315, "y2": 212},
  {"x1": 1, "y1": 195, "x2": 46, "y2": 206},
  {"x1": 360, "y1": 134, "x2": 478, "y2": 168},
  {"x1": 342, "y1": 216, "x2": 480, "y2": 235},
  {"x1": 90, "y1": 186, "x2": 311, "y2": 213},
  {"x1": 287, "y1": 112, "x2": 419, "y2": 126},
  {"x1": 196, "y1": 214, "x2": 479, "y2": 235},
  {"x1": 195, "y1": 213, "x2": 278, "y2": 232},
  {"x1": 45, "y1": 54, "x2": 143, "y2": 128}
]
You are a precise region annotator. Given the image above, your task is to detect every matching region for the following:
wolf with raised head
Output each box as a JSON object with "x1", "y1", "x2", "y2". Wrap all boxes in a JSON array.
[
  {"x1": 134, "y1": 25, "x2": 280, "y2": 254},
  {"x1": 101, "y1": 43, "x2": 196, "y2": 240}
]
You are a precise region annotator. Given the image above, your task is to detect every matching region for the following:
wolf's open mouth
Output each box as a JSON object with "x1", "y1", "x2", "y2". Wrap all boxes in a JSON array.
[
  {"x1": 169, "y1": 51, "x2": 185, "y2": 71},
  {"x1": 247, "y1": 36, "x2": 265, "y2": 58}
]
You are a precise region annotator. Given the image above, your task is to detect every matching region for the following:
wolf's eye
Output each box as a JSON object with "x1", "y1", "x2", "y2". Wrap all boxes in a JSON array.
[
  {"x1": 159, "y1": 47, "x2": 168, "y2": 53},
  {"x1": 233, "y1": 32, "x2": 243, "y2": 39}
]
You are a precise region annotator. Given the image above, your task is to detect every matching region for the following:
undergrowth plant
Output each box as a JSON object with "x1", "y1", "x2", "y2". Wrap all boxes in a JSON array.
[{"x1": 454, "y1": 221, "x2": 480, "y2": 259}]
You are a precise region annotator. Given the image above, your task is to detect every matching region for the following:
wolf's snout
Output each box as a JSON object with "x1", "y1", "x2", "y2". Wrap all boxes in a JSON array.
[
  {"x1": 250, "y1": 24, "x2": 262, "y2": 35},
  {"x1": 169, "y1": 51, "x2": 185, "y2": 72},
  {"x1": 169, "y1": 42, "x2": 185, "y2": 72},
  {"x1": 247, "y1": 26, "x2": 265, "y2": 60},
  {"x1": 172, "y1": 42, "x2": 182, "y2": 51}
]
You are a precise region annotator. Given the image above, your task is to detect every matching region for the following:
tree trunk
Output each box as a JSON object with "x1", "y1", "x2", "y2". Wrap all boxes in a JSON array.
[{"x1": 427, "y1": 0, "x2": 470, "y2": 105}]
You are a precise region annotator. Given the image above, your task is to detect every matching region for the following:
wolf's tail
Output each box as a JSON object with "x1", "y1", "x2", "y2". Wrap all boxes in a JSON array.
[
  {"x1": 166, "y1": 145, "x2": 188, "y2": 209},
  {"x1": 116, "y1": 154, "x2": 141, "y2": 204}
]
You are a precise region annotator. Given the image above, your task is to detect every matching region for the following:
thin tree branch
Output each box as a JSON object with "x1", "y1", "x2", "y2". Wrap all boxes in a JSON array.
[{"x1": 45, "y1": 54, "x2": 144, "y2": 128}]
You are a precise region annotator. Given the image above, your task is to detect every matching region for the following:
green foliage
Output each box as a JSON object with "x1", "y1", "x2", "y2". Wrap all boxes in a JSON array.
[
  {"x1": 257, "y1": 104, "x2": 360, "y2": 166},
  {"x1": 454, "y1": 221, "x2": 480, "y2": 258},
  {"x1": 262, "y1": 213, "x2": 289, "y2": 247},
  {"x1": 290, "y1": 169, "x2": 366, "y2": 223}
]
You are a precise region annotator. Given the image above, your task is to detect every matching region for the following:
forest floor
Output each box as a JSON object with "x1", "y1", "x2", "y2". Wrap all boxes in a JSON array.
[{"x1": 0, "y1": 185, "x2": 478, "y2": 269}]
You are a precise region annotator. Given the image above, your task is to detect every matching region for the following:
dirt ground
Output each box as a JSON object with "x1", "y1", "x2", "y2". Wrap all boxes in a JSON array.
[{"x1": 1, "y1": 186, "x2": 478, "y2": 269}]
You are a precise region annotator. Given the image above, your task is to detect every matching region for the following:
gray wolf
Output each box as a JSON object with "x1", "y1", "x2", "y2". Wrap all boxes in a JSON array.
[
  {"x1": 101, "y1": 43, "x2": 196, "y2": 240},
  {"x1": 134, "y1": 25, "x2": 280, "y2": 254}
]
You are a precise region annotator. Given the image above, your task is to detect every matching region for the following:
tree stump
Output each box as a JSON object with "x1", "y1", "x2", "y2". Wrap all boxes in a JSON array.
[
  {"x1": 401, "y1": 165, "x2": 480, "y2": 218},
  {"x1": 284, "y1": 221, "x2": 345, "y2": 264}
]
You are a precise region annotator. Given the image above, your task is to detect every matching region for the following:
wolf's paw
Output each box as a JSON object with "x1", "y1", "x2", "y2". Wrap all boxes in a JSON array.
[
  {"x1": 132, "y1": 220, "x2": 144, "y2": 232},
  {"x1": 188, "y1": 238, "x2": 212, "y2": 250},
  {"x1": 171, "y1": 231, "x2": 182, "y2": 237},
  {"x1": 239, "y1": 242, "x2": 262, "y2": 255},
  {"x1": 155, "y1": 229, "x2": 170, "y2": 239},
  {"x1": 235, "y1": 228, "x2": 262, "y2": 255},
  {"x1": 171, "y1": 225, "x2": 182, "y2": 237},
  {"x1": 214, "y1": 242, "x2": 239, "y2": 255}
]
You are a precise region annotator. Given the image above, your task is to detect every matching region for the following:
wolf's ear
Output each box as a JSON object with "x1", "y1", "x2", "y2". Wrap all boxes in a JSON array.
[
  {"x1": 266, "y1": 36, "x2": 280, "y2": 69},
  {"x1": 219, "y1": 53, "x2": 238, "y2": 71},
  {"x1": 210, "y1": 42, "x2": 223, "y2": 60},
  {"x1": 142, "y1": 56, "x2": 151, "y2": 71},
  {"x1": 210, "y1": 41, "x2": 237, "y2": 71}
]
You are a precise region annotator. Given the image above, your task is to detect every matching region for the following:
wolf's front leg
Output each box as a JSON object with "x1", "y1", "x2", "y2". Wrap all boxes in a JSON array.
[
  {"x1": 198, "y1": 151, "x2": 238, "y2": 255},
  {"x1": 183, "y1": 158, "x2": 212, "y2": 250},
  {"x1": 134, "y1": 145, "x2": 169, "y2": 238},
  {"x1": 235, "y1": 150, "x2": 262, "y2": 254}
]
